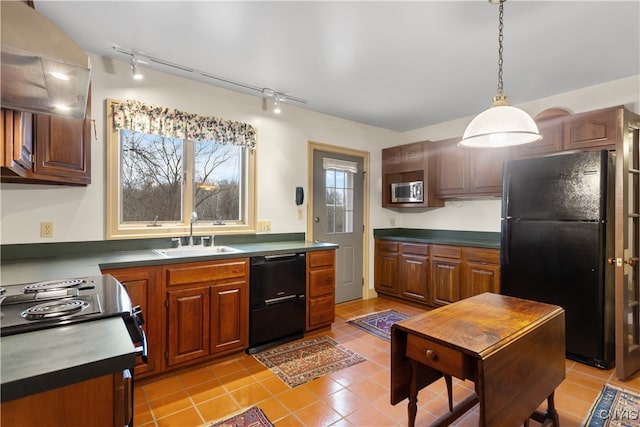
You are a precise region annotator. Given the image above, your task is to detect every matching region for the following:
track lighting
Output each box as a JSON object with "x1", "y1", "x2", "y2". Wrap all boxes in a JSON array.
[
  {"x1": 113, "y1": 46, "x2": 307, "y2": 109},
  {"x1": 273, "y1": 98, "x2": 282, "y2": 114},
  {"x1": 131, "y1": 55, "x2": 143, "y2": 80}
]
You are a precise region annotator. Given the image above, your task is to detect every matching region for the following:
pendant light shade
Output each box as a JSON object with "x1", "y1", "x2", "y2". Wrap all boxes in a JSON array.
[
  {"x1": 460, "y1": 0, "x2": 541, "y2": 148},
  {"x1": 461, "y1": 95, "x2": 542, "y2": 148}
]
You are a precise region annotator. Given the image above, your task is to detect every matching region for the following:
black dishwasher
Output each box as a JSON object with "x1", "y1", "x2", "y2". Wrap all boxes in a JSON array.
[{"x1": 247, "y1": 253, "x2": 306, "y2": 354}]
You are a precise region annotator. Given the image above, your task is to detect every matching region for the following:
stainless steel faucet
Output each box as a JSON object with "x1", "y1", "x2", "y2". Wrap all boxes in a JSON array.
[{"x1": 189, "y1": 211, "x2": 198, "y2": 246}]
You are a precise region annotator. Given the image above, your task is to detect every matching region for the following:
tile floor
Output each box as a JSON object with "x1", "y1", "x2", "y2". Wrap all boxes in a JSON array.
[{"x1": 134, "y1": 297, "x2": 640, "y2": 427}]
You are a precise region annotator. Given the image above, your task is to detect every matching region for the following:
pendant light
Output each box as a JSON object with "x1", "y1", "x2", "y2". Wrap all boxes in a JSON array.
[{"x1": 460, "y1": 0, "x2": 542, "y2": 148}]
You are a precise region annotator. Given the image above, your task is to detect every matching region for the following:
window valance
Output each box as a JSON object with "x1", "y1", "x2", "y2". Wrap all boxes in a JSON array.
[{"x1": 112, "y1": 99, "x2": 257, "y2": 149}]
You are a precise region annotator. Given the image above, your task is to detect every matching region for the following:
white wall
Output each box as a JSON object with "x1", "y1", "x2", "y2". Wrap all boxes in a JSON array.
[
  {"x1": 392, "y1": 74, "x2": 640, "y2": 233},
  {"x1": 1, "y1": 55, "x2": 638, "y2": 247},
  {"x1": 0, "y1": 54, "x2": 399, "y2": 244}
]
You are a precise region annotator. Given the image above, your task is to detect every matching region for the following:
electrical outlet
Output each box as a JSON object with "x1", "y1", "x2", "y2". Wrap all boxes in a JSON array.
[
  {"x1": 257, "y1": 220, "x2": 271, "y2": 232},
  {"x1": 40, "y1": 222, "x2": 54, "y2": 238}
]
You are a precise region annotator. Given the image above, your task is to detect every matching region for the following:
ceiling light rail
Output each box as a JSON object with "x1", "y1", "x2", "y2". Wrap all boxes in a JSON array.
[{"x1": 112, "y1": 45, "x2": 308, "y2": 109}]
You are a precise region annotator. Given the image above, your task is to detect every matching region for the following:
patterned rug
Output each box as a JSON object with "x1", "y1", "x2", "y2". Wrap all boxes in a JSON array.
[
  {"x1": 252, "y1": 335, "x2": 366, "y2": 388},
  {"x1": 347, "y1": 309, "x2": 411, "y2": 341},
  {"x1": 583, "y1": 384, "x2": 640, "y2": 426},
  {"x1": 207, "y1": 406, "x2": 273, "y2": 427}
]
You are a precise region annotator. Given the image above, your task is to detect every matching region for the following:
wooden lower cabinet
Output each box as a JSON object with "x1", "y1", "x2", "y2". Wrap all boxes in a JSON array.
[
  {"x1": 164, "y1": 258, "x2": 249, "y2": 368},
  {"x1": 101, "y1": 266, "x2": 162, "y2": 378},
  {"x1": 431, "y1": 245, "x2": 462, "y2": 306},
  {"x1": 306, "y1": 250, "x2": 336, "y2": 331},
  {"x1": 1, "y1": 372, "x2": 128, "y2": 427},
  {"x1": 374, "y1": 240, "x2": 400, "y2": 295},
  {"x1": 167, "y1": 286, "x2": 210, "y2": 366},
  {"x1": 374, "y1": 239, "x2": 500, "y2": 308},
  {"x1": 103, "y1": 251, "x2": 337, "y2": 378},
  {"x1": 210, "y1": 281, "x2": 248, "y2": 354},
  {"x1": 461, "y1": 248, "x2": 501, "y2": 299},
  {"x1": 399, "y1": 243, "x2": 429, "y2": 303}
]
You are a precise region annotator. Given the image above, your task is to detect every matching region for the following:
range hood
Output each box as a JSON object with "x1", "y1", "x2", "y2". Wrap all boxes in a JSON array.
[{"x1": 1, "y1": 2, "x2": 91, "y2": 119}]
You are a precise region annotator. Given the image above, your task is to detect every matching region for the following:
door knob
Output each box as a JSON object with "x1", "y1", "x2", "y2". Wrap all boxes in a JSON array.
[{"x1": 314, "y1": 217, "x2": 320, "y2": 223}]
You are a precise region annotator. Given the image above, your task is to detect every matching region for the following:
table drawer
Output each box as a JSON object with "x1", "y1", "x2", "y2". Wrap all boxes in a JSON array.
[{"x1": 406, "y1": 335, "x2": 466, "y2": 379}]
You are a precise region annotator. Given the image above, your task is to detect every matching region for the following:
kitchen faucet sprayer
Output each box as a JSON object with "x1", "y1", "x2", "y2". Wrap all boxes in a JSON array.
[{"x1": 189, "y1": 212, "x2": 198, "y2": 246}]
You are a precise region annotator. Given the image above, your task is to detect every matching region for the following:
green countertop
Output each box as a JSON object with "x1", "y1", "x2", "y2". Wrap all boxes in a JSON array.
[
  {"x1": 1, "y1": 317, "x2": 137, "y2": 402},
  {"x1": 0, "y1": 240, "x2": 338, "y2": 286},
  {"x1": 0, "y1": 235, "x2": 337, "y2": 402},
  {"x1": 373, "y1": 228, "x2": 501, "y2": 249}
]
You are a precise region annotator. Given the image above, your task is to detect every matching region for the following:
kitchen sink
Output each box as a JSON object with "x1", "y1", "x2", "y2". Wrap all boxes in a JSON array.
[{"x1": 153, "y1": 246, "x2": 242, "y2": 258}]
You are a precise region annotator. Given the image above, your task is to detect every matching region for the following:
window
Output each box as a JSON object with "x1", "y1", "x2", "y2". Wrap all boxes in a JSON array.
[
  {"x1": 323, "y1": 158, "x2": 357, "y2": 234},
  {"x1": 106, "y1": 99, "x2": 256, "y2": 239}
]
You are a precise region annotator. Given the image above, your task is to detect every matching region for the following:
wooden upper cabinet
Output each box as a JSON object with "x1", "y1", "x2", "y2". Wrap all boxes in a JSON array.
[
  {"x1": 433, "y1": 137, "x2": 468, "y2": 197},
  {"x1": 563, "y1": 106, "x2": 621, "y2": 151},
  {"x1": 1, "y1": 109, "x2": 33, "y2": 176},
  {"x1": 468, "y1": 146, "x2": 511, "y2": 195},
  {"x1": 1, "y1": 88, "x2": 91, "y2": 185},
  {"x1": 382, "y1": 141, "x2": 425, "y2": 174},
  {"x1": 381, "y1": 140, "x2": 443, "y2": 208},
  {"x1": 513, "y1": 116, "x2": 564, "y2": 160},
  {"x1": 32, "y1": 111, "x2": 91, "y2": 184},
  {"x1": 433, "y1": 137, "x2": 510, "y2": 198}
]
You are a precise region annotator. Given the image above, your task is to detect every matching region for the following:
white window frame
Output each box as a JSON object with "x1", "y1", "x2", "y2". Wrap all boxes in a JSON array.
[{"x1": 105, "y1": 98, "x2": 256, "y2": 239}]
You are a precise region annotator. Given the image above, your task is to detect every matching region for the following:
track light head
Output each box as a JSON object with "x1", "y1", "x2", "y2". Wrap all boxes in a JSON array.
[{"x1": 131, "y1": 55, "x2": 143, "y2": 80}]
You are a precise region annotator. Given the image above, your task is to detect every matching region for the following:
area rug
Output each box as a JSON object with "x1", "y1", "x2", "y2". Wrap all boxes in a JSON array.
[
  {"x1": 347, "y1": 309, "x2": 411, "y2": 341},
  {"x1": 583, "y1": 384, "x2": 640, "y2": 427},
  {"x1": 252, "y1": 335, "x2": 366, "y2": 388},
  {"x1": 207, "y1": 406, "x2": 273, "y2": 427}
]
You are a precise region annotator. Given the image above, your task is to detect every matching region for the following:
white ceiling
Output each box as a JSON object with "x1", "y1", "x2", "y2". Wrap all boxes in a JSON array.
[{"x1": 35, "y1": 1, "x2": 640, "y2": 132}]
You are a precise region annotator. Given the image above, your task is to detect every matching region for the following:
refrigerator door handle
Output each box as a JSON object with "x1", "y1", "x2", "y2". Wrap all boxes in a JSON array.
[
  {"x1": 503, "y1": 171, "x2": 511, "y2": 219},
  {"x1": 503, "y1": 218, "x2": 510, "y2": 266}
]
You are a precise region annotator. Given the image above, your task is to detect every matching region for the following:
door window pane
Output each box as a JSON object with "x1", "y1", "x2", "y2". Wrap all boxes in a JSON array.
[{"x1": 325, "y1": 168, "x2": 354, "y2": 234}]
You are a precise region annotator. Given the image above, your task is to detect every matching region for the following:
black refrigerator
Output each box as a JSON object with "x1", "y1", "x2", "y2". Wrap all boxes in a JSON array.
[{"x1": 501, "y1": 150, "x2": 615, "y2": 369}]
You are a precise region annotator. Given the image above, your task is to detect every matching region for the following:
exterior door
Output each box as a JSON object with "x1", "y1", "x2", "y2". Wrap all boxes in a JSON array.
[
  {"x1": 614, "y1": 112, "x2": 640, "y2": 379},
  {"x1": 312, "y1": 148, "x2": 364, "y2": 303}
]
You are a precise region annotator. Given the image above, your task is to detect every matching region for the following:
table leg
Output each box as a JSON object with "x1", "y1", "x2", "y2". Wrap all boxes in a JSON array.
[
  {"x1": 408, "y1": 361, "x2": 419, "y2": 427},
  {"x1": 546, "y1": 392, "x2": 559, "y2": 426},
  {"x1": 444, "y1": 374, "x2": 453, "y2": 412}
]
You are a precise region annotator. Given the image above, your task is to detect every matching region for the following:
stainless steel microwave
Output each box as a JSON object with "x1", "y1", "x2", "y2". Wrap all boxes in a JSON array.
[{"x1": 391, "y1": 181, "x2": 423, "y2": 203}]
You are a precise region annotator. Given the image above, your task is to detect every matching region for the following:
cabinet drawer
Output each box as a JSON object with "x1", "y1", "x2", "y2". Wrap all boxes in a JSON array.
[
  {"x1": 464, "y1": 248, "x2": 500, "y2": 264},
  {"x1": 376, "y1": 240, "x2": 399, "y2": 252},
  {"x1": 400, "y1": 242, "x2": 428, "y2": 256},
  {"x1": 308, "y1": 250, "x2": 335, "y2": 268},
  {"x1": 430, "y1": 245, "x2": 461, "y2": 259},
  {"x1": 308, "y1": 294, "x2": 335, "y2": 328},
  {"x1": 406, "y1": 334, "x2": 466, "y2": 379},
  {"x1": 166, "y1": 259, "x2": 248, "y2": 286},
  {"x1": 309, "y1": 268, "x2": 335, "y2": 297}
]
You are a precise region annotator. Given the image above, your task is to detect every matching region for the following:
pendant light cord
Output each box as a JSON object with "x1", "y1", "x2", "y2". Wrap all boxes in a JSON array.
[{"x1": 497, "y1": 0, "x2": 504, "y2": 96}]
